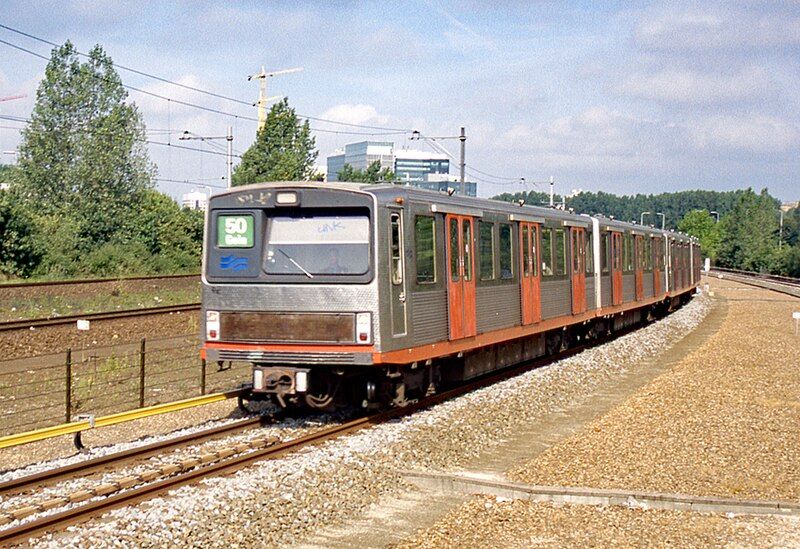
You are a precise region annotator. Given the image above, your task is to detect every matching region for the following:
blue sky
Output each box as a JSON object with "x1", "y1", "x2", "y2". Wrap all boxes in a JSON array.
[{"x1": 0, "y1": 1, "x2": 798, "y2": 200}]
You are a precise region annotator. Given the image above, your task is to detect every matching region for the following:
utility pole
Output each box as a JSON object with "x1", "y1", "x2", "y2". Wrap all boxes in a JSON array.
[
  {"x1": 656, "y1": 212, "x2": 665, "y2": 230},
  {"x1": 549, "y1": 176, "x2": 554, "y2": 207},
  {"x1": 227, "y1": 126, "x2": 233, "y2": 189},
  {"x1": 459, "y1": 127, "x2": 466, "y2": 196},
  {"x1": 640, "y1": 211, "x2": 651, "y2": 225},
  {"x1": 248, "y1": 66, "x2": 303, "y2": 131},
  {"x1": 779, "y1": 209, "x2": 784, "y2": 249}
]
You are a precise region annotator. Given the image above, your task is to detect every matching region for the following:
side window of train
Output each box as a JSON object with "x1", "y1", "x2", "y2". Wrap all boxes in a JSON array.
[
  {"x1": 554, "y1": 228, "x2": 566, "y2": 276},
  {"x1": 390, "y1": 212, "x2": 403, "y2": 286},
  {"x1": 585, "y1": 230, "x2": 593, "y2": 274},
  {"x1": 414, "y1": 216, "x2": 436, "y2": 284},
  {"x1": 479, "y1": 221, "x2": 495, "y2": 280},
  {"x1": 601, "y1": 232, "x2": 610, "y2": 274},
  {"x1": 541, "y1": 228, "x2": 553, "y2": 276},
  {"x1": 499, "y1": 224, "x2": 514, "y2": 279}
]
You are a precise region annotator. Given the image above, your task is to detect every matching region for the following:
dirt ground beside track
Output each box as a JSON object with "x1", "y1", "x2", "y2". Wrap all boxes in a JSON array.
[
  {"x1": 400, "y1": 276, "x2": 800, "y2": 546},
  {"x1": 0, "y1": 312, "x2": 199, "y2": 361}
]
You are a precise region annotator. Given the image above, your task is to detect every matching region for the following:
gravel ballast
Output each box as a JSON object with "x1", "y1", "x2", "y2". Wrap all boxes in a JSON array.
[
  {"x1": 397, "y1": 497, "x2": 800, "y2": 548},
  {"x1": 510, "y1": 277, "x2": 800, "y2": 502},
  {"x1": 20, "y1": 291, "x2": 712, "y2": 547}
]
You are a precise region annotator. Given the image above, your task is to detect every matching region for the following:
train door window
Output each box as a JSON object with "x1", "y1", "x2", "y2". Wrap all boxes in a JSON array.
[
  {"x1": 462, "y1": 219, "x2": 472, "y2": 281},
  {"x1": 522, "y1": 225, "x2": 531, "y2": 277},
  {"x1": 554, "y1": 228, "x2": 566, "y2": 276},
  {"x1": 390, "y1": 212, "x2": 403, "y2": 286},
  {"x1": 613, "y1": 235, "x2": 621, "y2": 271},
  {"x1": 479, "y1": 221, "x2": 495, "y2": 280},
  {"x1": 572, "y1": 230, "x2": 580, "y2": 273},
  {"x1": 499, "y1": 224, "x2": 513, "y2": 279},
  {"x1": 414, "y1": 216, "x2": 436, "y2": 284},
  {"x1": 531, "y1": 225, "x2": 538, "y2": 277},
  {"x1": 623, "y1": 234, "x2": 633, "y2": 272},
  {"x1": 601, "y1": 232, "x2": 610, "y2": 274},
  {"x1": 449, "y1": 218, "x2": 459, "y2": 282},
  {"x1": 541, "y1": 228, "x2": 553, "y2": 276},
  {"x1": 585, "y1": 230, "x2": 594, "y2": 274}
]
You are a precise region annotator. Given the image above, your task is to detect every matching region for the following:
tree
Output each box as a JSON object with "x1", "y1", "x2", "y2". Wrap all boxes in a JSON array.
[
  {"x1": 0, "y1": 189, "x2": 40, "y2": 277},
  {"x1": 716, "y1": 188, "x2": 780, "y2": 272},
  {"x1": 232, "y1": 98, "x2": 317, "y2": 185},
  {"x1": 16, "y1": 41, "x2": 154, "y2": 246},
  {"x1": 677, "y1": 209, "x2": 722, "y2": 261},
  {"x1": 337, "y1": 161, "x2": 395, "y2": 183}
]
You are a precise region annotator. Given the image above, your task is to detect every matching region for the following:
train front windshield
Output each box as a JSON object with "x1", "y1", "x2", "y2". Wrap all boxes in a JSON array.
[{"x1": 263, "y1": 215, "x2": 370, "y2": 276}]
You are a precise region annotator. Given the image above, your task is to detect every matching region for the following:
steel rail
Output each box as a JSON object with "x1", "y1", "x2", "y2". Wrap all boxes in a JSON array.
[
  {"x1": 0, "y1": 415, "x2": 267, "y2": 497},
  {"x1": 0, "y1": 303, "x2": 200, "y2": 332},
  {"x1": 710, "y1": 267, "x2": 800, "y2": 287},
  {"x1": 0, "y1": 273, "x2": 199, "y2": 289},
  {"x1": 0, "y1": 322, "x2": 639, "y2": 546}
]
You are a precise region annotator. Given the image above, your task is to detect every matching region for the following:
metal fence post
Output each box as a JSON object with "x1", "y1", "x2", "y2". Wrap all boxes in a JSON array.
[
  {"x1": 65, "y1": 348, "x2": 72, "y2": 423},
  {"x1": 139, "y1": 338, "x2": 146, "y2": 408},
  {"x1": 200, "y1": 358, "x2": 207, "y2": 395}
]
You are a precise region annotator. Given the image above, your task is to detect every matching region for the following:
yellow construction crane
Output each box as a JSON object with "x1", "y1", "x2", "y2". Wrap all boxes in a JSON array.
[{"x1": 247, "y1": 66, "x2": 303, "y2": 131}]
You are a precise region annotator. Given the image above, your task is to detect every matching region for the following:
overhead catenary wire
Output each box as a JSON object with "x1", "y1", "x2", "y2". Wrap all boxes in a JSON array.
[{"x1": 0, "y1": 23, "x2": 415, "y2": 133}]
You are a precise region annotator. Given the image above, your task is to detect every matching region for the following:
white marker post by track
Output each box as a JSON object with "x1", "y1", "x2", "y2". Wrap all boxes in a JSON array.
[
  {"x1": 793, "y1": 312, "x2": 800, "y2": 336},
  {"x1": 76, "y1": 320, "x2": 90, "y2": 331}
]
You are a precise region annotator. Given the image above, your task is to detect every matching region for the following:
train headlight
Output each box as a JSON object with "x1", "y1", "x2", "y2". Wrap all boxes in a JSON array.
[
  {"x1": 356, "y1": 312, "x2": 372, "y2": 344},
  {"x1": 206, "y1": 310, "x2": 220, "y2": 341}
]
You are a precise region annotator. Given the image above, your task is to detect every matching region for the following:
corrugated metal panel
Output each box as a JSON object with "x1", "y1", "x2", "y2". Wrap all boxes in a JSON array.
[
  {"x1": 477, "y1": 285, "x2": 521, "y2": 333},
  {"x1": 541, "y1": 279, "x2": 571, "y2": 319},
  {"x1": 586, "y1": 277, "x2": 597, "y2": 310},
  {"x1": 643, "y1": 273, "x2": 654, "y2": 298},
  {"x1": 410, "y1": 290, "x2": 448, "y2": 345},
  {"x1": 600, "y1": 275, "x2": 612, "y2": 307},
  {"x1": 623, "y1": 273, "x2": 635, "y2": 302}
]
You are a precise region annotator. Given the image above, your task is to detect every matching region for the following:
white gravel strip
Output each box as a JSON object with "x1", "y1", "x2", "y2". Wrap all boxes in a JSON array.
[{"x1": 29, "y1": 295, "x2": 711, "y2": 547}]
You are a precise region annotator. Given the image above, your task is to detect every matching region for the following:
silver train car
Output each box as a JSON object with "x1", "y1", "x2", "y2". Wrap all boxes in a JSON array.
[{"x1": 201, "y1": 182, "x2": 700, "y2": 409}]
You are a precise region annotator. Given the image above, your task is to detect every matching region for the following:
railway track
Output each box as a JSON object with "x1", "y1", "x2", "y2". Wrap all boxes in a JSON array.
[
  {"x1": 0, "y1": 325, "x2": 635, "y2": 546},
  {"x1": 0, "y1": 303, "x2": 201, "y2": 332},
  {"x1": 708, "y1": 268, "x2": 800, "y2": 298},
  {"x1": 0, "y1": 273, "x2": 199, "y2": 290}
]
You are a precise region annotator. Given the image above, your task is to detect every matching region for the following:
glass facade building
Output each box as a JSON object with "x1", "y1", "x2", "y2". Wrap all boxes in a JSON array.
[{"x1": 327, "y1": 141, "x2": 393, "y2": 182}]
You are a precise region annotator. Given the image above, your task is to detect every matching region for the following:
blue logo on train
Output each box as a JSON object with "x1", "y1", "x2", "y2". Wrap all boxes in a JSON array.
[{"x1": 220, "y1": 255, "x2": 249, "y2": 271}]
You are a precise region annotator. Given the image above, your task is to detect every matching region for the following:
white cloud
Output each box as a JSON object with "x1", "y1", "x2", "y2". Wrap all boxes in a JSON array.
[
  {"x1": 634, "y1": 8, "x2": 800, "y2": 51},
  {"x1": 495, "y1": 107, "x2": 680, "y2": 173},
  {"x1": 690, "y1": 114, "x2": 799, "y2": 152},
  {"x1": 318, "y1": 104, "x2": 391, "y2": 127},
  {"x1": 615, "y1": 66, "x2": 773, "y2": 104}
]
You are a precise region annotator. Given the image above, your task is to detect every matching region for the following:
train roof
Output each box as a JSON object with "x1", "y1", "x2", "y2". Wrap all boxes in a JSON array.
[{"x1": 209, "y1": 181, "x2": 696, "y2": 242}]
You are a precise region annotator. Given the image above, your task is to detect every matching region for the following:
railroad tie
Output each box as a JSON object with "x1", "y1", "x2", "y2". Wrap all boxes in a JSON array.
[{"x1": 0, "y1": 435, "x2": 279, "y2": 528}]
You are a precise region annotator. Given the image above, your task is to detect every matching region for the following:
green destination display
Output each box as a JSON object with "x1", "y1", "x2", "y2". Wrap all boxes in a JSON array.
[{"x1": 217, "y1": 215, "x2": 254, "y2": 248}]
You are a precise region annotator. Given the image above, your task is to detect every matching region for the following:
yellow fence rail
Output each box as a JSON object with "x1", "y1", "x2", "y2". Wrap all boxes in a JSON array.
[{"x1": 0, "y1": 389, "x2": 241, "y2": 450}]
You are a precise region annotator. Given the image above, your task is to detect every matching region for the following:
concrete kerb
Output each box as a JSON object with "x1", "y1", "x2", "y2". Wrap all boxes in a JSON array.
[{"x1": 402, "y1": 470, "x2": 800, "y2": 517}]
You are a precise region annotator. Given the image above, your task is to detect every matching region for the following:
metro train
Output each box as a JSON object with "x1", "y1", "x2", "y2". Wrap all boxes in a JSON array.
[{"x1": 201, "y1": 182, "x2": 700, "y2": 410}]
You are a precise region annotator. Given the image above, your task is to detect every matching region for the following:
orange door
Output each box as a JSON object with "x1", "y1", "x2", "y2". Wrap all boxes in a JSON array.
[
  {"x1": 570, "y1": 227, "x2": 587, "y2": 314},
  {"x1": 611, "y1": 232, "x2": 623, "y2": 306},
  {"x1": 652, "y1": 237, "x2": 662, "y2": 296},
  {"x1": 634, "y1": 235, "x2": 644, "y2": 301},
  {"x1": 519, "y1": 222, "x2": 541, "y2": 324},
  {"x1": 446, "y1": 214, "x2": 477, "y2": 340}
]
